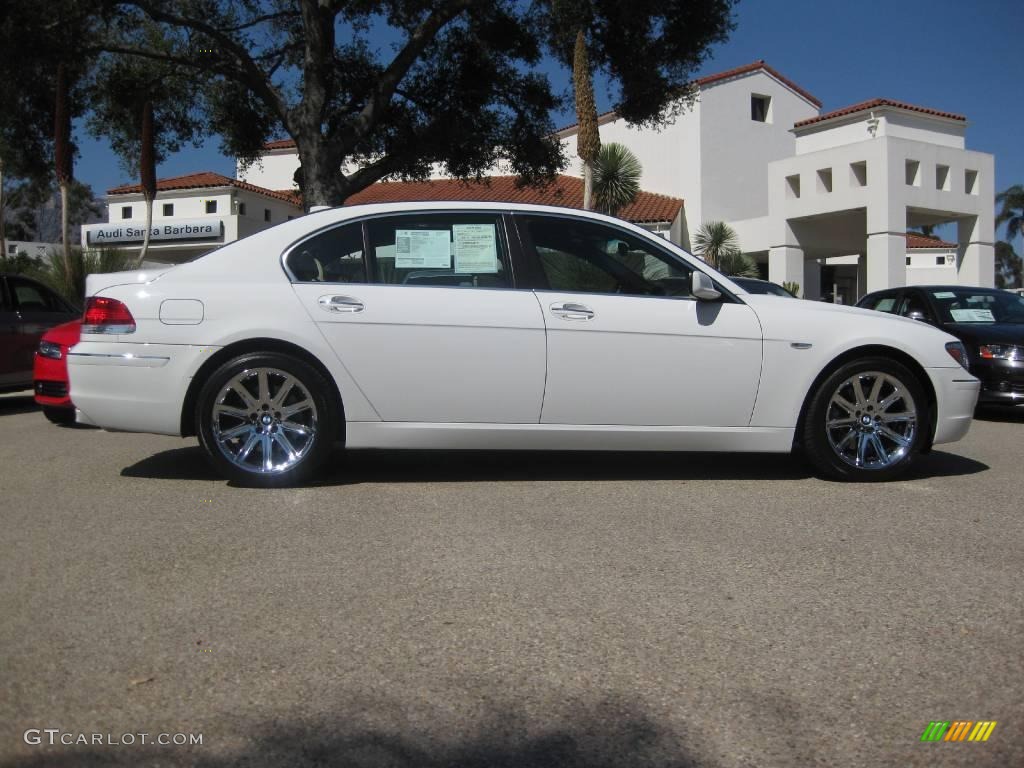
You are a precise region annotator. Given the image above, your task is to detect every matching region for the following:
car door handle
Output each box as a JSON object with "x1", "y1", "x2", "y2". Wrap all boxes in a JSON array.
[
  {"x1": 549, "y1": 302, "x2": 595, "y2": 321},
  {"x1": 318, "y1": 295, "x2": 364, "y2": 313}
]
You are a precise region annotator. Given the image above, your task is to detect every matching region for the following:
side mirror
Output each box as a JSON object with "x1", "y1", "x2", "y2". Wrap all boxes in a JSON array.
[
  {"x1": 692, "y1": 272, "x2": 722, "y2": 301},
  {"x1": 906, "y1": 311, "x2": 927, "y2": 322}
]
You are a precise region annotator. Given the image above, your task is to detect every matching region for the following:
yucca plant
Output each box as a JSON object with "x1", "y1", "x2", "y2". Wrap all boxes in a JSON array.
[
  {"x1": 592, "y1": 142, "x2": 642, "y2": 217},
  {"x1": 717, "y1": 251, "x2": 760, "y2": 278},
  {"x1": 693, "y1": 221, "x2": 739, "y2": 271},
  {"x1": 44, "y1": 247, "x2": 134, "y2": 306}
]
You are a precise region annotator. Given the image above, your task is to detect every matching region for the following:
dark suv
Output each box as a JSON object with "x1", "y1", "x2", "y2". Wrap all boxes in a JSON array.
[
  {"x1": 857, "y1": 285, "x2": 1024, "y2": 407},
  {"x1": 0, "y1": 274, "x2": 80, "y2": 394}
]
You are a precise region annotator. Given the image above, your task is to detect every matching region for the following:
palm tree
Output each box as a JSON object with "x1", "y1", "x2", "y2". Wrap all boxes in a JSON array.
[
  {"x1": 996, "y1": 184, "x2": 1024, "y2": 249},
  {"x1": 136, "y1": 101, "x2": 156, "y2": 267},
  {"x1": 693, "y1": 221, "x2": 759, "y2": 278},
  {"x1": 592, "y1": 143, "x2": 641, "y2": 216},
  {"x1": 54, "y1": 63, "x2": 74, "y2": 293}
]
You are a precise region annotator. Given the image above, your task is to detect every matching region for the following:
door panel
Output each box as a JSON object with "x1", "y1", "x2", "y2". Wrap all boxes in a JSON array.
[
  {"x1": 287, "y1": 214, "x2": 546, "y2": 423},
  {"x1": 516, "y1": 214, "x2": 763, "y2": 427},
  {"x1": 5, "y1": 277, "x2": 78, "y2": 388}
]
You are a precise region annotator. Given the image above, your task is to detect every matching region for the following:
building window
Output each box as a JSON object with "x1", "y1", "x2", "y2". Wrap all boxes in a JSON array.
[
  {"x1": 965, "y1": 169, "x2": 979, "y2": 195},
  {"x1": 8, "y1": 244, "x2": 16, "y2": 254},
  {"x1": 905, "y1": 160, "x2": 920, "y2": 187},
  {"x1": 816, "y1": 168, "x2": 833, "y2": 194},
  {"x1": 264, "y1": 209, "x2": 271, "y2": 222},
  {"x1": 906, "y1": 256, "x2": 912, "y2": 266},
  {"x1": 936, "y1": 256, "x2": 945, "y2": 266},
  {"x1": 751, "y1": 94, "x2": 771, "y2": 123},
  {"x1": 205, "y1": 200, "x2": 217, "y2": 214},
  {"x1": 850, "y1": 161, "x2": 868, "y2": 187},
  {"x1": 121, "y1": 206, "x2": 133, "y2": 219},
  {"x1": 935, "y1": 164, "x2": 950, "y2": 191},
  {"x1": 785, "y1": 174, "x2": 801, "y2": 199},
  {"x1": 238, "y1": 202, "x2": 246, "y2": 216},
  {"x1": 162, "y1": 203, "x2": 174, "y2": 216}
]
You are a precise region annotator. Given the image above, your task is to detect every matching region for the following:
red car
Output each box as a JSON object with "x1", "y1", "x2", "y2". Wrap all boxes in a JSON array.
[{"x1": 33, "y1": 319, "x2": 81, "y2": 424}]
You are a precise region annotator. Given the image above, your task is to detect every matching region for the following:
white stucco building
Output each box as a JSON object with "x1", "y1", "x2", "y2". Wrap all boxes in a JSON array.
[
  {"x1": 81, "y1": 171, "x2": 302, "y2": 265},
  {"x1": 88, "y1": 60, "x2": 995, "y2": 299}
]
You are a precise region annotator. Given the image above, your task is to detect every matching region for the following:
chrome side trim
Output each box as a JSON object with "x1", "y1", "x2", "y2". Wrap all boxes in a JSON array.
[{"x1": 67, "y1": 352, "x2": 171, "y2": 368}]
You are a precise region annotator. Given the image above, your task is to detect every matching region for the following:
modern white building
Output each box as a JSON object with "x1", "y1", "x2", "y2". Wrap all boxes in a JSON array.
[{"x1": 89, "y1": 60, "x2": 995, "y2": 300}]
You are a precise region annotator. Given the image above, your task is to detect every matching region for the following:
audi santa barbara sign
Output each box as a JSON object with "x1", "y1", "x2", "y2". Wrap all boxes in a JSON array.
[{"x1": 86, "y1": 218, "x2": 224, "y2": 245}]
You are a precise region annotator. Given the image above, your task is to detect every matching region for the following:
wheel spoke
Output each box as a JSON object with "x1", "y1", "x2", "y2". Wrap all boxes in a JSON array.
[
  {"x1": 237, "y1": 432, "x2": 259, "y2": 462},
  {"x1": 274, "y1": 430, "x2": 298, "y2": 460},
  {"x1": 831, "y1": 395, "x2": 857, "y2": 415},
  {"x1": 280, "y1": 420, "x2": 312, "y2": 437},
  {"x1": 878, "y1": 424, "x2": 911, "y2": 447},
  {"x1": 230, "y1": 375, "x2": 260, "y2": 409},
  {"x1": 856, "y1": 433, "x2": 870, "y2": 465},
  {"x1": 867, "y1": 375, "x2": 884, "y2": 406},
  {"x1": 836, "y1": 429, "x2": 857, "y2": 451},
  {"x1": 869, "y1": 433, "x2": 888, "y2": 463},
  {"x1": 828, "y1": 416, "x2": 857, "y2": 428},
  {"x1": 281, "y1": 399, "x2": 313, "y2": 419},
  {"x1": 218, "y1": 423, "x2": 253, "y2": 442},
  {"x1": 878, "y1": 387, "x2": 905, "y2": 411},
  {"x1": 258, "y1": 370, "x2": 270, "y2": 404},
  {"x1": 214, "y1": 404, "x2": 249, "y2": 420},
  {"x1": 271, "y1": 376, "x2": 297, "y2": 408},
  {"x1": 852, "y1": 377, "x2": 868, "y2": 407}
]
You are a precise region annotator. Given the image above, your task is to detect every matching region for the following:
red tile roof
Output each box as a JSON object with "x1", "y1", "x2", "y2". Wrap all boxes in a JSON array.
[
  {"x1": 344, "y1": 175, "x2": 683, "y2": 224},
  {"x1": 905, "y1": 232, "x2": 956, "y2": 249},
  {"x1": 108, "y1": 171, "x2": 301, "y2": 205},
  {"x1": 555, "y1": 60, "x2": 820, "y2": 134},
  {"x1": 262, "y1": 138, "x2": 297, "y2": 150},
  {"x1": 696, "y1": 60, "x2": 821, "y2": 108},
  {"x1": 794, "y1": 98, "x2": 966, "y2": 129}
]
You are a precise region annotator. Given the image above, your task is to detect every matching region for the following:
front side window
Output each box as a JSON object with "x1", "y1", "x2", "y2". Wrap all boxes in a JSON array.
[
  {"x1": 862, "y1": 292, "x2": 900, "y2": 313},
  {"x1": 286, "y1": 222, "x2": 366, "y2": 283},
  {"x1": 521, "y1": 215, "x2": 693, "y2": 297},
  {"x1": 366, "y1": 213, "x2": 511, "y2": 288},
  {"x1": 9, "y1": 278, "x2": 65, "y2": 313},
  {"x1": 898, "y1": 292, "x2": 934, "y2": 322}
]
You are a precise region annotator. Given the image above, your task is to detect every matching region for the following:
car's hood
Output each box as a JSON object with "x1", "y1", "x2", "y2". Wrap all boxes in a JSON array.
[
  {"x1": 85, "y1": 266, "x2": 175, "y2": 297},
  {"x1": 942, "y1": 322, "x2": 1024, "y2": 345}
]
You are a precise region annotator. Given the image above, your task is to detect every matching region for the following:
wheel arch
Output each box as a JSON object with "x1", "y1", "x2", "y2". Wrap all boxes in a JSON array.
[
  {"x1": 794, "y1": 344, "x2": 937, "y2": 453},
  {"x1": 180, "y1": 337, "x2": 346, "y2": 442}
]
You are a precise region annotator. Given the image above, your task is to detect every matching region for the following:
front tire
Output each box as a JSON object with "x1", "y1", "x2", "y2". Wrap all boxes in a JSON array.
[
  {"x1": 801, "y1": 357, "x2": 928, "y2": 482},
  {"x1": 196, "y1": 352, "x2": 338, "y2": 487}
]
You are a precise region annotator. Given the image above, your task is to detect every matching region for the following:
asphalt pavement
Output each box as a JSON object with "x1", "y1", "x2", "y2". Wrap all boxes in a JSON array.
[{"x1": 1, "y1": 392, "x2": 1022, "y2": 767}]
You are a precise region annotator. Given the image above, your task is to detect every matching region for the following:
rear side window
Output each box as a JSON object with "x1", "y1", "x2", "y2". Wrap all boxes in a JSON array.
[
  {"x1": 286, "y1": 222, "x2": 366, "y2": 283},
  {"x1": 365, "y1": 213, "x2": 511, "y2": 288},
  {"x1": 9, "y1": 278, "x2": 64, "y2": 313}
]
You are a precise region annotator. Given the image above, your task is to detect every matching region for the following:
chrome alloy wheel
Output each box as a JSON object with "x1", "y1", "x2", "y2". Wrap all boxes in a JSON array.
[
  {"x1": 210, "y1": 367, "x2": 319, "y2": 474},
  {"x1": 825, "y1": 371, "x2": 917, "y2": 470}
]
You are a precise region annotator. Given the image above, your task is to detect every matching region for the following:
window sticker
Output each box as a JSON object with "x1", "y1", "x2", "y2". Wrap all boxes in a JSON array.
[
  {"x1": 932, "y1": 291, "x2": 956, "y2": 299},
  {"x1": 949, "y1": 308, "x2": 995, "y2": 322},
  {"x1": 453, "y1": 224, "x2": 499, "y2": 273},
  {"x1": 394, "y1": 229, "x2": 451, "y2": 269}
]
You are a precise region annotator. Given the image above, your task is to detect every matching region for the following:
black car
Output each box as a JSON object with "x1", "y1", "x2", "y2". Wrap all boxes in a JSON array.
[
  {"x1": 857, "y1": 285, "x2": 1024, "y2": 407},
  {"x1": 730, "y1": 277, "x2": 795, "y2": 297},
  {"x1": 0, "y1": 274, "x2": 80, "y2": 394}
]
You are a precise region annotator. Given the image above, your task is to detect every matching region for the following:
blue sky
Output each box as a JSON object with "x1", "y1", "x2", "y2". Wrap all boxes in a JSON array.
[{"x1": 76, "y1": 0, "x2": 1022, "y2": 240}]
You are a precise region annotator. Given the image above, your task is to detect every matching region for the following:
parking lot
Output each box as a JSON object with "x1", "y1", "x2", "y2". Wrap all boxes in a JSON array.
[{"x1": 1, "y1": 392, "x2": 1021, "y2": 767}]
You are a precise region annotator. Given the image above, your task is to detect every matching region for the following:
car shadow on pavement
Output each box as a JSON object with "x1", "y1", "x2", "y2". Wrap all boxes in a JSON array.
[
  {"x1": 0, "y1": 394, "x2": 39, "y2": 417},
  {"x1": 974, "y1": 406, "x2": 1024, "y2": 423},
  {"x1": 0, "y1": 700, "x2": 706, "y2": 768},
  {"x1": 121, "y1": 445, "x2": 988, "y2": 486}
]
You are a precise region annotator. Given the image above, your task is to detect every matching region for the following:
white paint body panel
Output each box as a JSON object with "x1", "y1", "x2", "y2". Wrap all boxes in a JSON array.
[{"x1": 69, "y1": 202, "x2": 978, "y2": 455}]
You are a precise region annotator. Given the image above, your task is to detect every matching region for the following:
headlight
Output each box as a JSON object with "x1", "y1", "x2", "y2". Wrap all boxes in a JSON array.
[
  {"x1": 979, "y1": 344, "x2": 1023, "y2": 361},
  {"x1": 945, "y1": 341, "x2": 970, "y2": 371},
  {"x1": 38, "y1": 341, "x2": 63, "y2": 360}
]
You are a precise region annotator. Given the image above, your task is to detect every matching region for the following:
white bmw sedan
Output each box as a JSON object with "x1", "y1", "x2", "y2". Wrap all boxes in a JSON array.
[{"x1": 69, "y1": 202, "x2": 979, "y2": 486}]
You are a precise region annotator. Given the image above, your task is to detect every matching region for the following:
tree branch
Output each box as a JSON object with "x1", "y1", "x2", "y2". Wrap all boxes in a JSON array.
[{"x1": 350, "y1": 0, "x2": 477, "y2": 142}]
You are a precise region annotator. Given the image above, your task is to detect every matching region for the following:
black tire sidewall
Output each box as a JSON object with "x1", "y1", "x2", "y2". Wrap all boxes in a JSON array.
[
  {"x1": 802, "y1": 357, "x2": 929, "y2": 482},
  {"x1": 196, "y1": 352, "x2": 337, "y2": 487}
]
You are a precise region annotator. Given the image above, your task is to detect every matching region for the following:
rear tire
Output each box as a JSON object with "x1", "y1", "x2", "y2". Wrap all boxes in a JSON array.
[
  {"x1": 196, "y1": 352, "x2": 338, "y2": 487},
  {"x1": 801, "y1": 357, "x2": 928, "y2": 482}
]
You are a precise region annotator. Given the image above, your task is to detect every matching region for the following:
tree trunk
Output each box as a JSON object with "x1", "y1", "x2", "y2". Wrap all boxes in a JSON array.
[
  {"x1": 60, "y1": 180, "x2": 70, "y2": 292},
  {"x1": 297, "y1": 142, "x2": 349, "y2": 209},
  {"x1": 136, "y1": 196, "x2": 153, "y2": 268},
  {"x1": 573, "y1": 29, "x2": 600, "y2": 211},
  {"x1": 0, "y1": 157, "x2": 6, "y2": 265}
]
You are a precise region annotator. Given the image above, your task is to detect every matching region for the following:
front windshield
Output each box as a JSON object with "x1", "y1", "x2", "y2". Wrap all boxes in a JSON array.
[{"x1": 930, "y1": 289, "x2": 1024, "y2": 324}]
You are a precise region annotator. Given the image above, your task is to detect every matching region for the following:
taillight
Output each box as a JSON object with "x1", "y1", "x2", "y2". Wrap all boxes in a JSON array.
[{"x1": 82, "y1": 296, "x2": 136, "y2": 334}]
